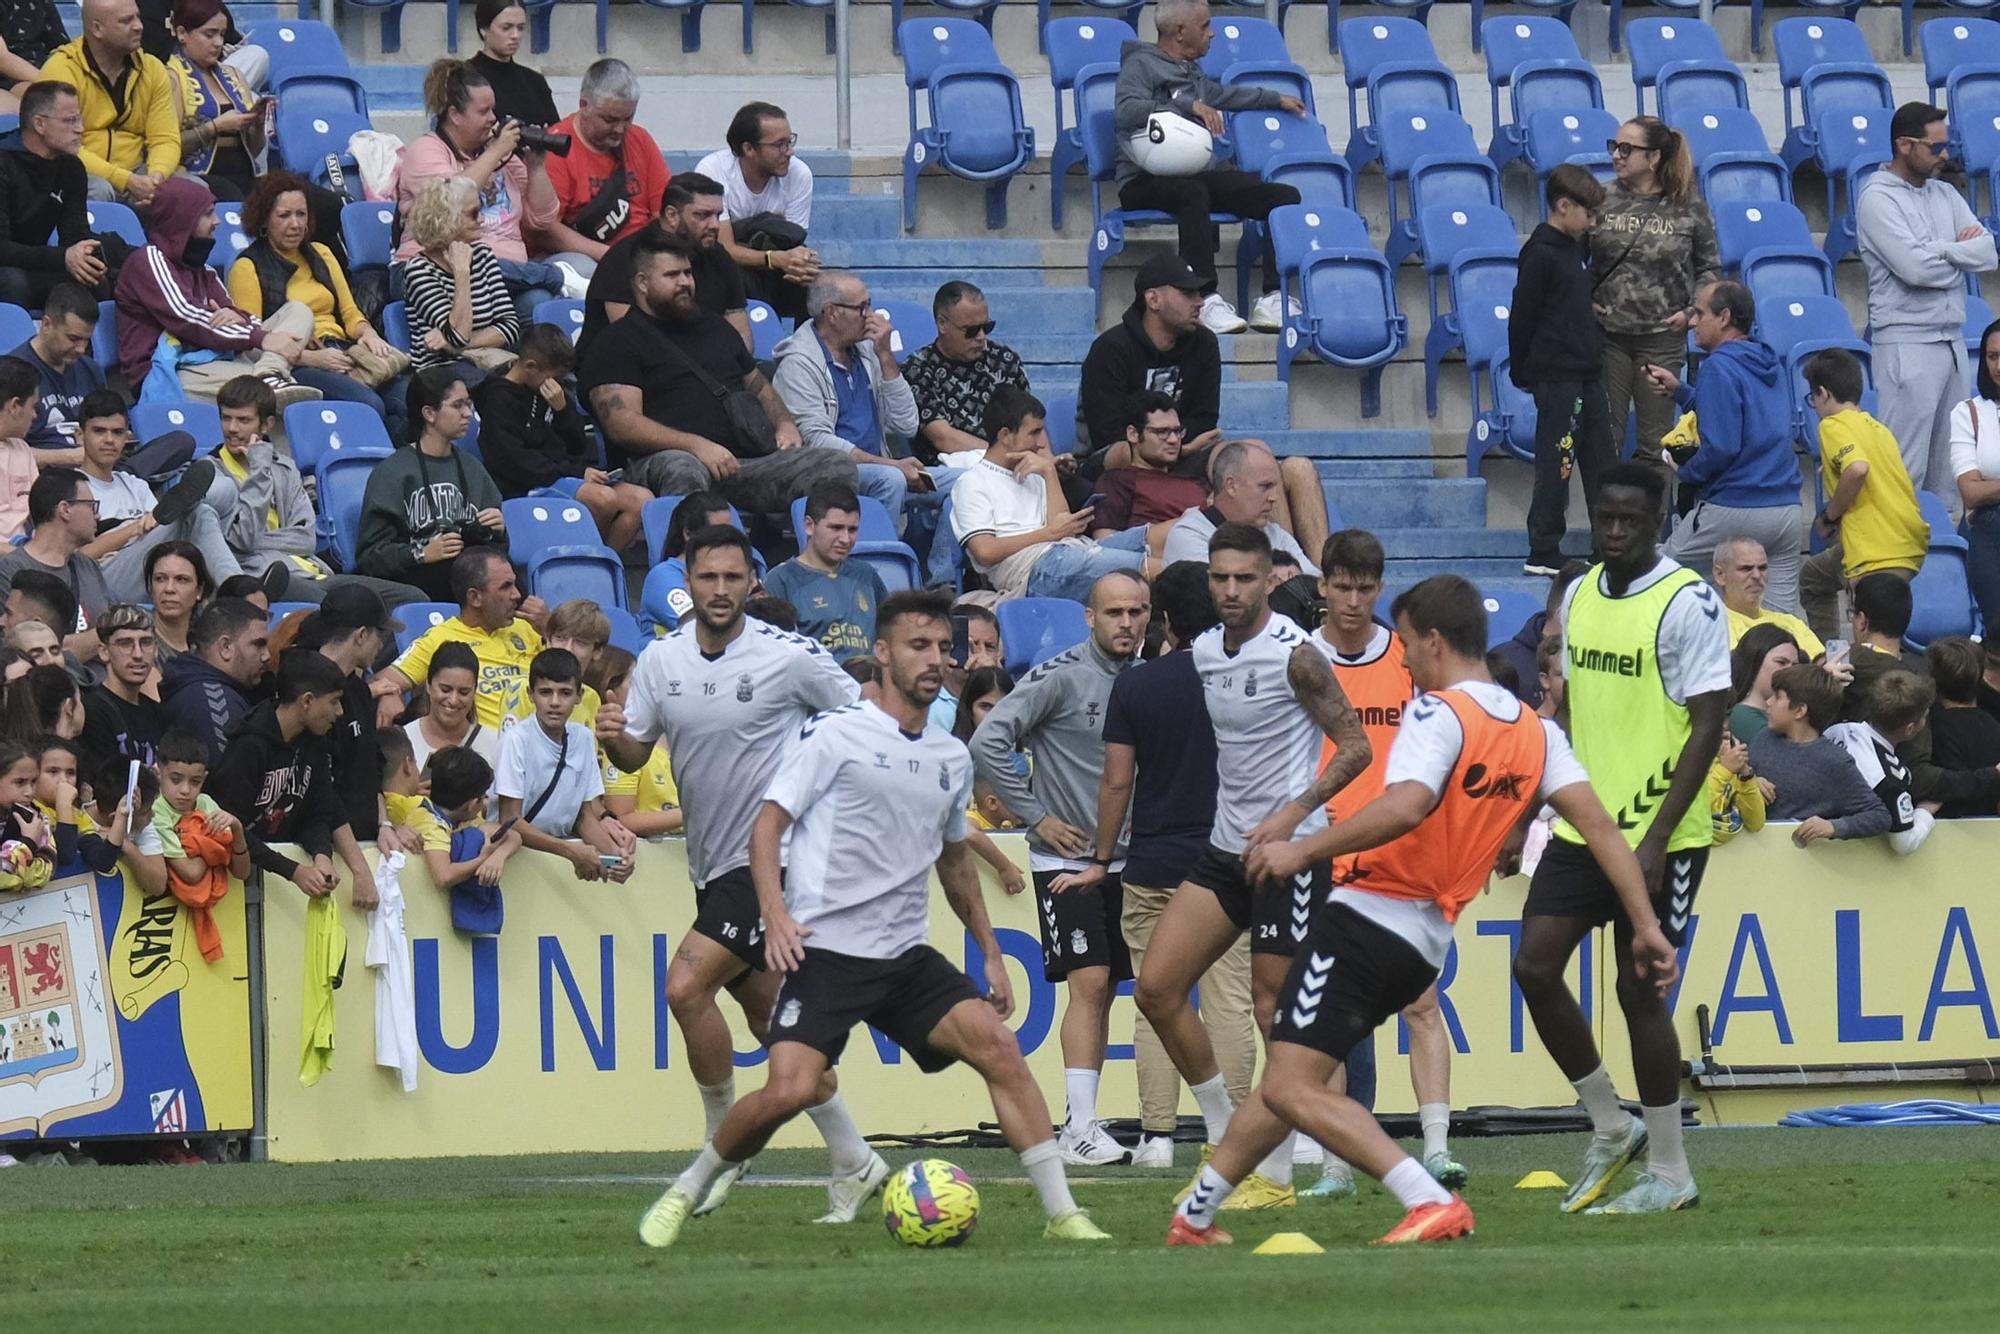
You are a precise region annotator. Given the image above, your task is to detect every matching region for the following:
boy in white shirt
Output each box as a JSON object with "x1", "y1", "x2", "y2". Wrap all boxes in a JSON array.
[{"x1": 496, "y1": 647, "x2": 638, "y2": 883}]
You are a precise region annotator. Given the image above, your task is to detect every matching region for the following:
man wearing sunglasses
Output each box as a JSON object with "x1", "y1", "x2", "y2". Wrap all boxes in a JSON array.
[{"x1": 1856, "y1": 102, "x2": 1997, "y2": 507}]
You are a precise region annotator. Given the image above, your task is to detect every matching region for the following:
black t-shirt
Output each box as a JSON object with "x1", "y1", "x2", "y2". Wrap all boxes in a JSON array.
[
  {"x1": 1102, "y1": 648, "x2": 1218, "y2": 889},
  {"x1": 326, "y1": 670, "x2": 378, "y2": 837},
  {"x1": 577, "y1": 308, "x2": 755, "y2": 463},
  {"x1": 468, "y1": 52, "x2": 561, "y2": 130},
  {"x1": 79, "y1": 684, "x2": 162, "y2": 782},
  {"x1": 579, "y1": 231, "x2": 746, "y2": 356}
]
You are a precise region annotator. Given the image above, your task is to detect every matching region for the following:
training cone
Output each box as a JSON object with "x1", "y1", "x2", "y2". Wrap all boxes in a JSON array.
[
  {"x1": 1253, "y1": 1232, "x2": 1326, "y2": 1255},
  {"x1": 1515, "y1": 1170, "x2": 1568, "y2": 1190}
]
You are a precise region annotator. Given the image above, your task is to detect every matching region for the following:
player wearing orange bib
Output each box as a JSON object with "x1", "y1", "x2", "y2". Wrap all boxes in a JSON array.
[
  {"x1": 1308, "y1": 531, "x2": 1463, "y2": 1194},
  {"x1": 1165, "y1": 575, "x2": 1677, "y2": 1247}
]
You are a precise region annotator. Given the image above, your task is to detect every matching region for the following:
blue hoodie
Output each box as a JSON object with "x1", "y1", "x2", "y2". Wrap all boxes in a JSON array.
[{"x1": 1672, "y1": 337, "x2": 1800, "y2": 509}]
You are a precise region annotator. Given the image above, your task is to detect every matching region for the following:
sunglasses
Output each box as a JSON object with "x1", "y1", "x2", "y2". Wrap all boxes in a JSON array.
[
  {"x1": 952, "y1": 320, "x2": 997, "y2": 337},
  {"x1": 1606, "y1": 141, "x2": 1651, "y2": 159}
]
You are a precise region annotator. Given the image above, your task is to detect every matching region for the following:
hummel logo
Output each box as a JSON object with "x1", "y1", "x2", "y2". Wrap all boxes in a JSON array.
[
  {"x1": 1290, "y1": 952, "x2": 1332, "y2": 1029},
  {"x1": 1668, "y1": 859, "x2": 1694, "y2": 933}
]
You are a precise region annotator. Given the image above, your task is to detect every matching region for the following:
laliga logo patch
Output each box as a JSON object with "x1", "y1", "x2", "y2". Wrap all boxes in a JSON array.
[
  {"x1": 778, "y1": 998, "x2": 801, "y2": 1029},
  {"x1": 736, "y1": 673, "x2": 754, "y2": 703}
]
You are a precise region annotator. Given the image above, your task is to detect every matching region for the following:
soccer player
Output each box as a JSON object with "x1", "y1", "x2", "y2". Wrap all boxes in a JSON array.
[
  {"x1": 1514, "y1": 461, "x2": 1729, "y2": 1215},
  {"x1": 968, "y1": 569, "x2": 1149, "y2": 1166},
  {"x1": 594, "y1": 525, "x2": 882, "y2": 1225},
  {"x1": 1167, "y1": 575, "x2": 1677, "y2": 1247},
  {"x1": 1130, "y1": 522, "x2": 1372, "y2": 1210},
  {"x1": 638, "y1": 590, "x2": 1112, "y2": 1247}
]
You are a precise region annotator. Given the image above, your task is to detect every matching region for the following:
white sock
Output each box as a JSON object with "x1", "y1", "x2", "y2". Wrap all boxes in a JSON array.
[
  {"x1": 1019, "y1": 1138, "x2": 1079, "y2": 1219},
  {"x1": 1175, "y1": 1163, "x2": 1236, "y2": 1228},
  {"x1": 1063, "y1": 1068, "x2": 1100, "y2": 1131},
  {"x1": 1382, "y1": 1154, "x2": 1453, "y2": 1209},
  {"x1": 805, "y1": 1092, "x2": 873, "y2": 1178},
  {"x1": 1291, "y1": 1136, "x2": 1323, "y2": 1165},
  {"x1": 1319, "y1": 1150, "x2": 1354, "y2": 1181},
  {"x1": 1254, "y1": 1131, "x2": 1296, "y2": 1186},
  {"x1": 697, "y1": 1076, "x2": 735, "y2": 1140},
  {"x1": 1189, "y1": 1074, "x2": 1235, "y2": 1143},
  {"x1": 1642, "y1": 1103, "x2": 1690, "y2": 1187},
  {"x1": 1420, "y1": 1102, "x2": 1452, "y2": 1160},
  {"x1": 671, "y1": 1142, "x2": 736, "y2": 1200},
  {"x1": 1571, "y1": 1065, "x2": 1628, "y2": 1139}
]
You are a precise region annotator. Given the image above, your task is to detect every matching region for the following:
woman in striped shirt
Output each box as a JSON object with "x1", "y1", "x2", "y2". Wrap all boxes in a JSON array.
[{"x1": 402, "y1": 177, "x2": 521, "y2": 375}]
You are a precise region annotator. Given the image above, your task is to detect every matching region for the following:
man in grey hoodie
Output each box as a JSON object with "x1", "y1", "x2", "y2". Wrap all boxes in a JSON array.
[
  {"x1": 1856, "y1": 102, "x2": 1997, "y2": 505},
  {"x1": 771, "y1": 270, "x2": 926, "y2": 523},
  {"x1": 1114, "y1": 0, "x2": 1304, "y2": 336},
  {"x1": 970, "y1": 569, "x2": 1149, "y2": 1167}
]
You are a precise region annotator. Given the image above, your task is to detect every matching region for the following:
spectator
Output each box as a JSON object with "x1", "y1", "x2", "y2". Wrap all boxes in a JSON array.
[
  {"x1": 39, "y1": 0, "x2": 178, "y2": 205},
  {"x1": 2, "y1": 661, "x2": 82, "y2": 740},
  {"x1": 156, "y1": 593, "x2": 264, "y2": 762},
  {"x1": 138, "y1": 0, "x2": 265, "y2": 90},
  {"x1": 228, "y1": 170, "x2": 409, "y2": 432},
  {"x1": 694, "y1": 100, "x2": 817, "y2": 323},
  {"x1": 77, "y1": 601, "x2": 160, "y2": 776},
  {"x1": 903, "y1": 280, "x2": 1030, "y2": 467},
  {"x1": 772, "y1": 270, "x2": 925, "y2": 520},
  {"x1": 0, "y1": 81, "x2": 121, "y2": 307},
  {"x1": 1950, "y1": 318, "x2": 2000, "y2": 629},
  {"x1": 395, "y1": 59, "x2": 574, "y2": 324},
  {"x1": 208, "y1": 647, "x2": 376, "y2": 907},
  {"x1": 71, "y1": 390, "x2": 258, "y2": 602},
  {"x1": 1513, "y1": 164, "x2": 1613, "y2": 578},
  {"x1": 165, "y1": 0, "x2": 260, "y2": 201},
  {"x1": 1491, "y1": 560, "x2": 1588, "y2": 712},
  {"x1": 40, "y1": 732, "x2": 133, "y2": 876},
  {"x1": 1079, "y1": 255, "x2": 1219, "y2": 460},
  {"x1": 1091, "y1": 393, "x2": 1206, "y2": 545},
  {"x1": 1713, "y1": 537, "x2": 1823, "y2": 658},
  {"x1": 1594, "y1": 115, "x2": 1718, "y2": 504},
  {"x1": 1840, "y1": 571, "x2": 1929, "y2": 721},
  {"x1": 762, "y1": 480, "x2": 888, "y2": 662},
  {"x1": 1729, "y1": 622, "x2": 1802, "y2": 744},
  {"x1": 1799, "y1": 348, "x2": 1928, "y2": 641},
  {"x1": 1645, "y1": 280, "x2": 1804, "y2": 611},
  {"x1": 587, "y1": 644, "x2": 681, "y2": 838},
  {"x1": 5, "y1": 618, "x2": 61, "y2": 665},
  {"x1": 0, "y1": 0, "x2": 70, "y2": 88},
  {"x1": 580, "y1": 229, "x2": 850, "y2": 509},
  {"x1": 1113, "y1": 0, "x2": 1302, "y2": 333},
  {"x1": 112, "y1": 176, "x2": 318, "y2": 405},
  {"x1": 638, "y1": 489, "x2": 737, "y2": 634},
  {"x1": 0, "y1": 354, "x2": 40, "y2": 543},
  {"x1": 581, "y1": 172, "x2": 747, "y2": 355},
  {"x1": 1858, "y1": 102, "x2": 1997, "y2": 503},
  {"x1": 402, "y1": 175, "x2": 522, "y2": 376},
  {"x1": 0, "y1": 468, "x2": 114, "y2": 651},
  {"x1": 495, "y1": 647, "x2": 635, "y2": 879},
  {"x1": 355, "y1": 368, "x2": 508, "y2": 602},
  {"x1": 540, "y1": 59, "x2": 667, "y2": 264},
  {"x1": 1707, "y1": 725, "x2": 1766, "y2": 845},
  {"x1": 400, "y1": 739, "x2": 519, "y2": 902},
  {"x1": 929, "y1": 601, "x2": 1000, "y2": 732},
  {"x1": 1924, "y1": 636, "x2": 2000, "y2": 817},
  {"x1": 17, "y1": 286, "x2": 126, "y2": 462},
  {"x1": 1750, "y1": 662, "x2": 1894, "y2": 843},
  {"x1": 1826, "y1": 669, "x2": 1937, "y2": 855},
  {"x1": 5, "y1": 569, "x2": 79, "y2": 649},
  {"x1": 404, "y1": 639, "x2": 500, "y2": 770},
  {"x1": 950, "y1": 385, "x2": 1148, "y2": 601},
  {"x1": 467, "y1": 0, "x2": 556, "y2": 130},
  {"x1": 743, "y1": 594, "x2": 795, "y2": 630},
  {"x1": 211, "y1": 570, "x2": 265, "y2": 607},
  {"x1": 374, "y1": 547, "x2": 546, "y2": 732},
  {"x1": 144, "y1": 538, "x2": 204, "y2": 661},
  {"x1": 1160, "y1": 438, "x2": 1320, "y2": 572},
  {"x1": 948, "y1": 663, "x2": 1014, "y2": 751},
  {"x1": 302, "y1": 584, "x2": 402, "y2": 850}
]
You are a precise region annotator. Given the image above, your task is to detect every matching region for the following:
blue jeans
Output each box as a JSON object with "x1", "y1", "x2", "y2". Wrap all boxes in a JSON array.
[
  {"x1": 855, "y1": 460, "x2": 909, "y2": 523},
  {"x1": 1967, "y1": 505, "x2": 2000, "y2": 630},
  {"x1": 1025, "y1": 526, "x2": 1147, "y2": 602},
  {"x1": 496, "y1": 253, "x2": 596, "y2": 327}
]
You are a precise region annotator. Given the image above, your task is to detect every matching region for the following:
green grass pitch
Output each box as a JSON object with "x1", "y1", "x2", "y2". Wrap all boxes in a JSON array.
[{"x1": 3, "y1": 1127, "x2": 1997, "y2": 1331}]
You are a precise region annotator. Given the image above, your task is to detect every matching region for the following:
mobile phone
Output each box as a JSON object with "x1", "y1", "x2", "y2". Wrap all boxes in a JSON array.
[
  {"x1": 602, "y1": 469, "x2": 624, "y2": 485},
  {"x1": 950, "y1": 614, "x2": 971, "y2": 669},
  {"x1": 599, "y1": 853, "x2": 624, "y2": 869},
  {"x1": 1823, "y1": 638, "x2": 1851, "y2": 667}
]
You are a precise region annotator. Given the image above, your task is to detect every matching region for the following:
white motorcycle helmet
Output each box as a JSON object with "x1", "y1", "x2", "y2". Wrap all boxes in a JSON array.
[{"x1": 1126, "y1": 111, "x2": 1214, "y2": 177}]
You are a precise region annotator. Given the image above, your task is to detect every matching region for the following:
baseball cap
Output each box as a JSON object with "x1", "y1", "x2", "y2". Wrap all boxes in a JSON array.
[
  {"x1": 318, "y1": 584, "x2": 404, "y2": 636},
  {"x1": 1134, "y1": 254, "x2": 1204, "y2": 297}
]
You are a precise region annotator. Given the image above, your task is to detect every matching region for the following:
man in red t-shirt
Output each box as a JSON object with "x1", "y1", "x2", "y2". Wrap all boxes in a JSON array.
[
  {"x1": 1091, "y1": 392, "x2": 1209, "y2": 552},
  {"x1": 538, "y1": 58, "x2": 670, "y2": 264}
]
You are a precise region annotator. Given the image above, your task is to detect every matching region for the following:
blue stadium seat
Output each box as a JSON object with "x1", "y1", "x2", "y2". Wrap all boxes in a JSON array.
[
  {"x1": 605, "y1": 606, "x2": 648, "y2": 653},
  {"x1": 1814, "y1": 104, "x2": 1891, "y2": 261},
  {"x1": 247, "y1": 19, "x2": 349, "y2": 76},
  {"x1": 316, "y1": 451, "x2": 380, "y2": 571},
  {"x1": 1384, "y1": 152, "x2": 1502, "y2": 267},
  {"x1": 1949, "y1": 65, "x2": 2000, "y2": 218},
  {"x1": 1045, "y1": 15, "x2": 1137, "y2": 229},
  {"x1": 1266, "y1": 205, "x2": 1406, "y2": 408},
  {"x1": 131, "y1": 401, "x2": 222, "y2": 456},
  {"x1": 283, "y1": 401, "x2": 395, "y2": 479},
  {"x1": 1336, "y1": 15, "x2": 1440, "y2": 169},
  {"x1": 1678, "y1": 106, "x2": 1775, "y2": 164},
  {"x1": 1350, "y1": 60, "x2": 1461, "y2": 171},
  {"x1": 533, "y1": 299, "x2": 585, "y2": 343},
  {"x1": 1229, "y1": 110, "x2": 1336, "y2": 310},
  {"x1": 207, "y1": 218, "x2": 252, "y2": 276},
  {"x1": 1426, "y1": 245, "x2": 1518, "y2": 420},
  {"x1": 1471, "y1": 3, "x2": 1582, "y2": 57},
  {"x1": 1470, "y1": 353, "x2": 1539, "y2": 473},
  {"x1": 640, "y1": 494, "x2": 748, "y2": 564},
  {"x1": 788, "y1": 494, "x2": 904, "y2": 546},
  {"x1": 1782, "y1": 57, "x2": 1893, "y2": 174},
  {"x1": 329, "y1": 0, "x2": 415, "y2": 56},
  {"x1": 394, "y1": 602, "x2": 459, "y2": 653},
  {"x1": 340, "y1": 200, "x2": 395, "y2": 275},
  {"x1": 381, "y1": 301, "x2": 411, "y2": 355},
  {"x1": 1756, "y1": 293, "x2": 1872, "y2": 444},
  {"x1": 1743, "y1": 246, "x2": 1838, "y2": 304},
  {"x1": 1218, "y1": 58, "x2": 1317, "y2": 119},
  {"x1": 853, "y1": 546, "x2": 923, "y2": 592},
  {"x1": 746, "y1": 300, "x2": 784, "y2": 361},
  {"x1": 1907, "y1": 492, "x2": 1976, "y2": 645},
  {"x1": 1656, "y1": 59, "x2": 1751, "y2": 128},
  {"x1": 1924, "y1": 15, "x2": 2000, "y2": 99},
  {"x1": 1490, "y1": 57, "x2": 1604, "y2": 170},
  {"x1": 1482, "y1": 588, "x2": 1544, "y2": 648},
  {"x1": 268, "y1": 63, "x2": 367, "y2": 117},
  {"x1": 898, "y1": 19, "x2": 1035, "y2": 232},
  {"x1": 1043, "y1": 392, "x2": 1076, "y2": 455},
  {"x1": 1376, "y1": 108, "x2": 1480, "y2": 252},
  {"x1": 1712, "y1": 199, "x2": 1815, "y2": 273},
  {"x1": 1327, "y1": 1, "x2": 1434, "y2": 58},
  {"x1": 625, "y1": 0, "x2": 714, "y2": 55},
  {"x1": 996, "y1": 597, "x2": 1089, "y2": 675},
  {"x1": 872, "y1": 298, "x2": 935, "y2": 365},
  {"x1": 1416, "y1": 201, "x2": 1519, "y2": 324},
  {"x1": 1966, "y1": 271, "x2": 1995, "y2": 358},
  {"x1": 1775, "y1": 15, "x2": 1874, "y2": 145},
  {"x1": 1479, "y1": 15, "x2": 1583, "y2": 119},
  {"x1": 890, "y1": 0, "x2": 1002, "y2": 56},
  {"x1": 501, "y1": 497, "x2": 627, "y2": 610},
  {"x1": 82, "y1": 201, "x2": 146, "y2": 248},
  {"x1": 1623, "y1": 15, "x2": 1727, "y2": 112},
  {"x1": 0, "y1": 303, "x2": 32, "y2": 351},
  {"x1": 1214, "y1": 0, "x2": 1298, "y2": 34},
  {"x1": 1261, "y1": 148, "x2": 1355, "y2": 208},
  {"x1": 458, "y1": 410, "x2": 482, "y2": 465},
  {"x1": 741, "y1": 0, "x2": 844, "y2": 58},
  {"x1": 1197, "y1": 15, "x2": 1291, "y2": 75},
  {"x1": 1761, "y1": 3, "x2": 1867, "y2": 63},
  {"x1": 275, "y1": 103, "x2": 370, "y2": 185},
  {"x1": 1524, "y1": 107, "x2": 1619, "y2": 210}
]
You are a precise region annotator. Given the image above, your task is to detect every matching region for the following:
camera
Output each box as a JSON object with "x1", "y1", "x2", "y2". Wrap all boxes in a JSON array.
[
  {"x1": 514, "y1": 122, "x2": 571, "y2": 157},
  {"x1": 456, "y1": 519, "x2": 498, "y2": 547}
]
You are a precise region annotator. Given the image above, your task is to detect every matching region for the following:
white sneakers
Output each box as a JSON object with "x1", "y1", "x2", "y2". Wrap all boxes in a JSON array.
[
  {"x1": 1058, "y1": 1121, "x2": 1131, "y2": 1167},
  {"x1": 1249, "y1": 289, "x2": 1299, "y2": 331},
  {"x1": 1130, "y1": 1134, "x2": 1175, "y2": 1168},
  {"x1": 814, "y1": 1153, "x2": 891, "y2": 1224},
  {"x1": 1199, "y1": 292, "x2": 1248, "y2": 334},
  {"x1": 553, "y1": 260, "x2": 591, "y2": 301}
]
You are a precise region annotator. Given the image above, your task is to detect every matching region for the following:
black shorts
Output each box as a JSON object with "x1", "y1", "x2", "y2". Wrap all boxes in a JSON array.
[
  {"x1": 693, "y1": 866, "x2": 769, "y2": 971},
  {"x1": 1268, "y1": 903, "x2": 1439, "y2": 1061},
  {"x1": 1186, "y1": 843, "x2": 1329, "y2": 957},
  {"x1": 1524, "y1": 837, "x2": 1709, "y2": 948},
  {"x1": 766, "y1": 945, "x2": 982, "y2": 1073},
  {"x1": 1032, "y1": 869, "x2": 1132, "y2": 982}
]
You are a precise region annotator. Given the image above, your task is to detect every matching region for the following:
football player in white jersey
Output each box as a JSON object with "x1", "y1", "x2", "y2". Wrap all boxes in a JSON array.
[
  {"x1": 638, "y1": 590, "x2": 1112, "y2": 1248},
  {"x1": 1131, "y1": 522, "x2": 1374, "y2": 1210},
  {"x1": 596, "y1": 525, "x2": 880, "y2": 1225}
]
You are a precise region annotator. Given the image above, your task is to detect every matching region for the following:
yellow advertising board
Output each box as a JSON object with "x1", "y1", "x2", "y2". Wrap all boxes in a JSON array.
[{"x1": 260, "y1": 827, "x2": 2000, "y2": 1163}]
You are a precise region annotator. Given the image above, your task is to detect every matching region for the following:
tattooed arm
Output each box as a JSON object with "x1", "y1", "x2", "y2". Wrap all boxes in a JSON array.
[
  {"x1": 587, "y1": 383, "x2": 727, "y2": 458},
  {"x1": 1240, "y1": 642, "x2": 1373, "y2": 851}
]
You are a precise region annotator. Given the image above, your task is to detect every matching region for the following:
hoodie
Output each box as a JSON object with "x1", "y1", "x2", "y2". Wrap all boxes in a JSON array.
[
  {"x1": 159, "y1": 652, "x2": 254, "y2": 767},
  {"x1": 206, "y1": 700, "x2": 342, "y2": 880},
  {"x1": 1492, "y1": 609, "x2": 1550, "y2": 711},
  {"x1": 1671, "y1": 337, "x2": 1800, "y2": 509},
  {"x1": 1113, "y1": 39, "x2": 1283, "y2": 185},
  {"x1": 113, "y1": 176, "x2": 263, "y2": 385},
  {"x1": 0, "y1": 128, "x2": 90, "y2": 273},
  {"x1": 218, "y1": 441, "x2": 324, "y2": 570},
  {"x1": 771, "y1": 324, "x2": 919, "y2": 458},
  {"x1": 353, "y1": 443, "x2": 504, "y2": 592},
  {"x1": 1508, "y1": 223, "x2": 1603, "y2": 386},
  {"x1": 1855, "y1": 169, "x2": 1999, "y2": 344},
  {"x1": 1078, "y1": 299, "x2": 1221, "y2": 452}
]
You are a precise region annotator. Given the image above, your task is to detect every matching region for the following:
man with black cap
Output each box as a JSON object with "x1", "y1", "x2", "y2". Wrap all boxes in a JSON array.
[
  {"x1": 303, "y1": 584, "x2": 412, "y2": 852},
  {"x1": 1079, "y1": 255, "x2": 1221, "y2": 465}
]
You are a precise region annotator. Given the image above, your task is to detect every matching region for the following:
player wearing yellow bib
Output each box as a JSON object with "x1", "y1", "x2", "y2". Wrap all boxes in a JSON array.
[{"x1": 1516, "y1": 462, "x2": 1730, "y2": 1215}]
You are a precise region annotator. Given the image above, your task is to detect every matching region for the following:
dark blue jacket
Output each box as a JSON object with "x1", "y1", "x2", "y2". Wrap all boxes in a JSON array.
[{"x1": 1672, "y1": 337, "x2": 1800, "y2": 508}]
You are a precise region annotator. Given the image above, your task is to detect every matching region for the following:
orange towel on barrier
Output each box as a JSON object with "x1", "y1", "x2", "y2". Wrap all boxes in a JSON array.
[{"x1": 173, "y1": 813, "x2": 232, "y2": 964}]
